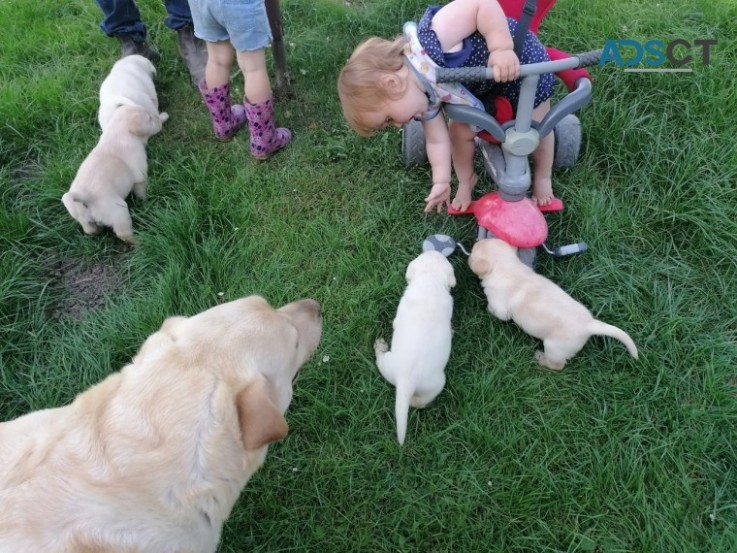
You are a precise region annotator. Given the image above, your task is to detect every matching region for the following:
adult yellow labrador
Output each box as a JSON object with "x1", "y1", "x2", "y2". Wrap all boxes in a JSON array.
[{"x1": 0, "y1": 296, "x2": 322, "y2": 553}]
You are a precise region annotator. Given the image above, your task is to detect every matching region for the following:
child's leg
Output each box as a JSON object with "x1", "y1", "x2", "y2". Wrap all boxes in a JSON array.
[
  {"x1": 236, "y1": 48, "x2": 271, "y2": 103},
  {"x1": 531, "y1": 100, "x2": 555, "y2": 206},
  {"x1": 204, "y1": 40, "x2": 235, "y2": 88},
  {"x1": 199, "y1": 40, "x2": 247, "y2": 140},
  {"x1": 448, "y1": 120, "x2": 478, "y2": 212},
  {"x1": 237, "y1": 48, "x2": 291, "y2": 159}
]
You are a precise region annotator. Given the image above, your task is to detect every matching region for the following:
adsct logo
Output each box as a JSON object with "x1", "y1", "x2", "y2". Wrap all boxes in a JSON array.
[{"x1": 600, "y1": 38, "x2": 717, "y2": 72}]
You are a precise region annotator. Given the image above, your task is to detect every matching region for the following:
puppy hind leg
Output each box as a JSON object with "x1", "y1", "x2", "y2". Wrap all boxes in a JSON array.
[
  {"x1": 108, "y1": 202, "x2": 136, "y2": 245},
  {"x1": 535, "y1": 350, "x2": 566, "y2": 371},
  {"x1": 374, "y1": 339, "x2": 398, "y2": 387},
  {"x1": 374, "y1": 337, "x2": 389, "y2": 355},
  {"x1": 133, "y1": 179, "x2": 147, "y2": 200},
  {"x1": 536, "y1": 337, "x2": 581, "y2": 371}
]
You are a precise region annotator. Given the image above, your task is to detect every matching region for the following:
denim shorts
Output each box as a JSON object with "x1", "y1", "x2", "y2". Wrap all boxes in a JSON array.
[{"x1": 189, "y1": 0, "x2": 272, "y2": 52}]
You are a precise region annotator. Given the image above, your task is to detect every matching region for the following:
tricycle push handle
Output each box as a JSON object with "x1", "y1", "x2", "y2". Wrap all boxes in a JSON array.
[{"x1": 435, "y1": 50, "x2": 603, "y2": 83}]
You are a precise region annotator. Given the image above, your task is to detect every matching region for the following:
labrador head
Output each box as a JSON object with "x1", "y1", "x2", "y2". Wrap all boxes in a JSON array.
[
  {"x1": 134, "y1": 296, "x2": 322, "y2": 451},
  {"x1": 468, "y1": 238, "x2": 518, "y2": 278},
  {"x1": 405, "y1": 250, "x2": 456, "y2": 289}
]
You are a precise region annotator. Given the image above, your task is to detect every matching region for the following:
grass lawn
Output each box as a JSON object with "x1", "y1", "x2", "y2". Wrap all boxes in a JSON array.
[{"x1": 1, "y1": 0, "x2": 736, "y2": 551}]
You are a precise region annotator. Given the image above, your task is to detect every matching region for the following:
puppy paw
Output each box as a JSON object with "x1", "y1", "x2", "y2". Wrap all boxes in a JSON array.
[
  {"x1": 374, "y1": 338, "x2": 389, "y2": 354},
  {"x1": 117, "y1": 234, "x2": 137, "y2": 247},
  {"x1": 159, "y1": 112, "x2": 169, "y2": 124}
]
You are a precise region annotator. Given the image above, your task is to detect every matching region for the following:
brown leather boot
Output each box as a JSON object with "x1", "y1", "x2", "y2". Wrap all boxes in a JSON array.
[
  {"x1": 117, "y1": 35, "x2": 160, "y2": 64},
  {"x1": 177, "y1": 25, "x2": 207, "y2": 88}
]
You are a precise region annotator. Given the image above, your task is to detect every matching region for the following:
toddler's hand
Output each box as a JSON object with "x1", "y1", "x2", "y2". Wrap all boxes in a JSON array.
[
  {"x1": 489, "y1": 49, "x2": 520, "y2": 82},
  {"x1": 424, "y1": 182, "x2": 451, "y2": 213}
]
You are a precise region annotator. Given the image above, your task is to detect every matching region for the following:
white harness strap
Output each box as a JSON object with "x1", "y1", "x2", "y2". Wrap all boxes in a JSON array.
[{"x1": 402, "y1": 21, "x2": 484, "y2": 122}]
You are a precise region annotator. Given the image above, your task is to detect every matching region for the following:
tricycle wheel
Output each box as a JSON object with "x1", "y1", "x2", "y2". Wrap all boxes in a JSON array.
[
  {"x1": 401, "y1": 120, "x2": 427, "y2": 166},
  {"x1": 552, "y1": 114, "x2": 581, "y2": 169}
]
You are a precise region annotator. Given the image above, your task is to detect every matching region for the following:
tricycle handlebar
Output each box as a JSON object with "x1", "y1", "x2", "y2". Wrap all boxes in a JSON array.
[{"x1": 435, "y1": 50, "x2": 602, "y2": 83}]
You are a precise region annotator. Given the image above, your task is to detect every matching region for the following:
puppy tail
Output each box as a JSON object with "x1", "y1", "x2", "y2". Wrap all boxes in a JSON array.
[
  {"x1": 395, "y1": 377, "x2": 413, "y2": 446},
  {"x1": 589, "y1": 321, "x2": 639, "y2": 359}
]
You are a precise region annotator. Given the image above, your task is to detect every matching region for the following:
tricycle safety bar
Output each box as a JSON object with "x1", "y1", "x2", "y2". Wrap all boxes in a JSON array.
[
  {"x1": 435, "y1": 50, "x2": 602, "y2": 83},
  {"x1": 438, "y1": 50, "x2": 602, "y2": 141}
]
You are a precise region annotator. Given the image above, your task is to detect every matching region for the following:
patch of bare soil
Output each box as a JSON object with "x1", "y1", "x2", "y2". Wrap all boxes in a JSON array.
[{"x1": 50, "y1": 257, "x2": 127, "y2": 320}]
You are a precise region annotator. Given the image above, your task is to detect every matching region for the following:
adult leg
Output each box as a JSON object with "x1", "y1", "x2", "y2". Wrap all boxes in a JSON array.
[
  {"x1": 165, "y1": 0, "x2": 207, "y2": 86},
  {"x1": 95, "y1": 0, "x2": 159, "y2": 62}
]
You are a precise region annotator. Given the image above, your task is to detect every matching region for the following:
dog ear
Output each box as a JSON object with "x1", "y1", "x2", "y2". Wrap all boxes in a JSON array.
[
  {"x1": 160, "y1": 316, "x2": 187, "y2": 337},
  {"x1": 126, "y1": 107, "x2": 161, "y2": 137},
  {"x1": 468, "y1": 251, "x2": 490, "y2": 277},
  {"x1": 236, "y1": 378, "x2": 289, "y2": 451},
  {"x1": 62, "y1": 192, "x2": 81, "y2": 217}
]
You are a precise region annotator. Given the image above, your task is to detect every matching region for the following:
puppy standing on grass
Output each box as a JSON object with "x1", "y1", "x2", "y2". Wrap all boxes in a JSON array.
[
  {"x1": 62, "y1": 104, "x2": 164, "y2": 245},
  {"x1": 469, "y1": 239, "x2": 638, "y2": 371},
  {"x1": 374, "y1": 251, "x2": 456, "y2": 445},
  {"x1": 98, "y1": 54, "x2": 167, "y2": 131}
]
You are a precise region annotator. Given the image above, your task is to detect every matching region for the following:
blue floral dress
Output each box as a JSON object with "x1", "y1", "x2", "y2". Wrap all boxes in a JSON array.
[{"x1": 416, "y1": 5, "x2": 555, "y2": 111}]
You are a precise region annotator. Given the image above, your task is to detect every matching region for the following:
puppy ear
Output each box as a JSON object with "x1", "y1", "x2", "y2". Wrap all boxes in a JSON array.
[
  {"x1": 468, "y1": 251, "x2": 490, "y2": 277},
  {"x1": 62, "y1": 192, "x2": 81, "y2": 217},
  {"x1": 236, "y1": 378, "x2": 289, "y2": 451},
  {"x1": 160, "y1": 315, "x2": 186, "y2": 337},
  {"x1": 127, "y1": 107, "x2": 160, "y2": 137}
]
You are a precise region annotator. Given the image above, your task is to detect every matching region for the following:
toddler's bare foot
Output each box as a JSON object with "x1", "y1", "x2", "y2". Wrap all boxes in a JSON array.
[
  {"x1": 451, "y1": 189, "x2": 473, "y2": 212},
  {"x1": 451, "y1": 173, "x2": 478, "y2": 212},
  {"x1": 532, "y1": 176, "x2": 554, "y2": 206}
]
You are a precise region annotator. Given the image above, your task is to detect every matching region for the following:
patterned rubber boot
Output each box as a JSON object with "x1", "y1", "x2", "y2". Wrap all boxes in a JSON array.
[
  {"x1": 243, "y1": 97, "x2": 291, "y2": 159},
  {"x1": 199, "y1": 81, "x2": 247, "y2": 141}
]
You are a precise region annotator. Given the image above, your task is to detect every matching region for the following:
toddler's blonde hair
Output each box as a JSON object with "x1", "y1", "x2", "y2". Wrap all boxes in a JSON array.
[{"x1": 337, "y1": 36, "x2": 409, "y2": 136}]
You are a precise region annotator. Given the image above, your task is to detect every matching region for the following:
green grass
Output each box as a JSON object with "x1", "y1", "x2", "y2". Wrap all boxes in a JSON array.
[{"x1": 2, "y1": 0, "x2": 736, "y2": 551}]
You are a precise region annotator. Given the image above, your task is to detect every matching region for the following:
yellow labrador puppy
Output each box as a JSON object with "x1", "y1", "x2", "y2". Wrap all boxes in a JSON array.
[
  {"x1": 469, "y1": 239, "x2": 638, "y2": 370},
  {"x1": 62, "y1": 104, "x2": 162, "y2": 245},
  {"x1": 98, "y1": 54, "x2": 168, "y2": 131},
  {"x1": 0, "y1": 296, "x2": 322, "y2": 553},
  {"x1": 374, "y1": 251, "x2": 456, "y2": 445}
]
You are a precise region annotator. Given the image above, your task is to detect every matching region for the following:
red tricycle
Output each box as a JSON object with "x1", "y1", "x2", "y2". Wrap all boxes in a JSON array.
[{"x1": 408, "y1": 0, "x2": 602, "y2": 266}]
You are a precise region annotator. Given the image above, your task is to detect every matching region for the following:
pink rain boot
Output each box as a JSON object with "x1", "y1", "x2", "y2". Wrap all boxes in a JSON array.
[
  {"x1": 243, "y1": 96, "x2": 291, "y2": 159},
  {"x1": 199, "y1": 81, "x2": 247, "y2": 140}
]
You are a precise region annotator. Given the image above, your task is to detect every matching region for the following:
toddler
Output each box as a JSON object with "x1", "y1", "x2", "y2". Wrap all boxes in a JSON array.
[
  {"x1": 338, "y1": 0, "x2": 556, "y2": 211},
  {"x1": 190, "y1": 0, "x2": 290, "y2": 159}
]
